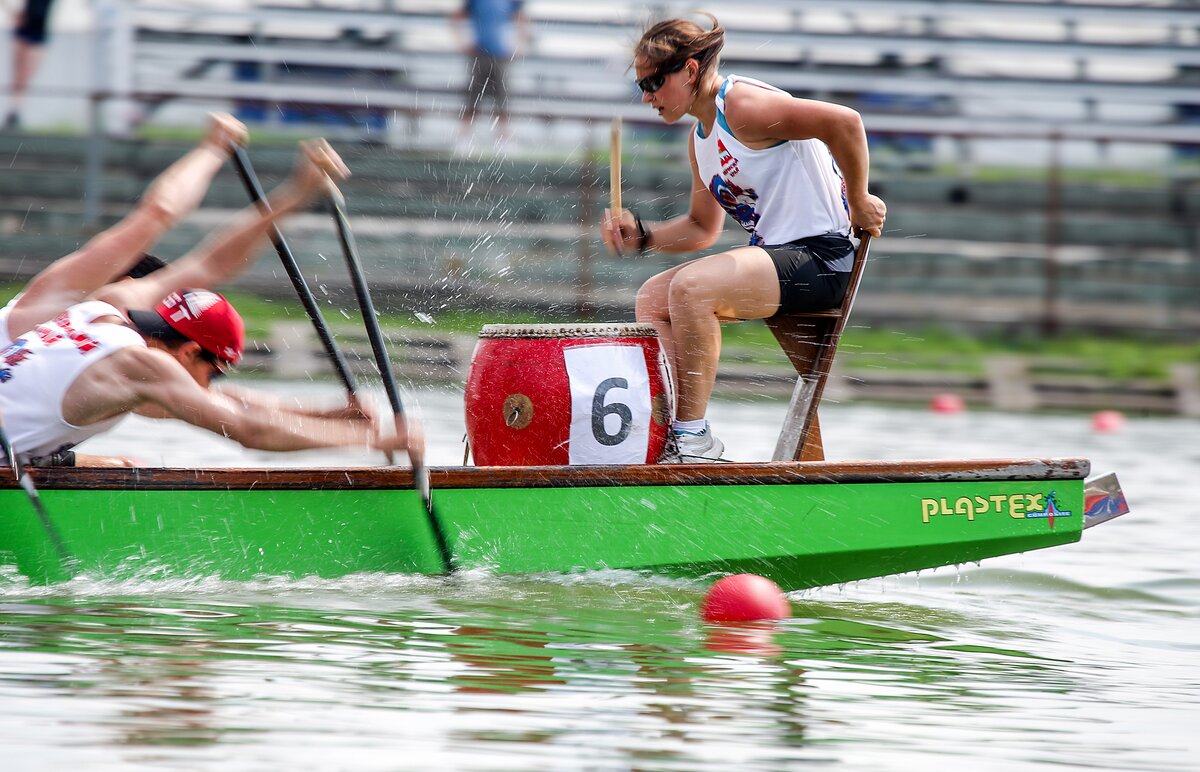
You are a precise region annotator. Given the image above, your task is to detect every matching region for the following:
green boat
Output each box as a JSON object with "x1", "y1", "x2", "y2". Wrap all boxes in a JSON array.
[
  {"x1": 0, "y1": 235, "x2": 1129, "y2": 588},
  {"x1": 0, "y1": 460, "x2": 1127, "y2": 587}
]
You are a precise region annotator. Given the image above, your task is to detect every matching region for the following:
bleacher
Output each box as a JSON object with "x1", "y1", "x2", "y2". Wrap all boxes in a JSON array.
[
  {"x1": 2, "y1": 129, "x2": 1197, "y2": 335},
  {"x1": 113, "y1": 0, "x2": 1200, "y2": 151},
  {"x1": 2, "y1": 0, "x2": 1198, "y2": 335}
]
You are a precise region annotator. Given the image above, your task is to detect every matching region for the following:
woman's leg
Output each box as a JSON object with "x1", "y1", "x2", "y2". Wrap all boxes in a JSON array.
[
  {"x1": 656, "y1": 247, "x2": 779, "y2": 421},
  {"x1": 634, "y1": 260, "x2": 692, "y2": 370}
]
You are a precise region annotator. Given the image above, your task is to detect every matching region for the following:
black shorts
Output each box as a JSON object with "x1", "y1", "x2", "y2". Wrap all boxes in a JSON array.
[
  {"x1": 764, "y1": 233, "x2": 854, "y2": 315},
  {"x1": 14, "y1": 0, "x2": 55, "y2": 44}
]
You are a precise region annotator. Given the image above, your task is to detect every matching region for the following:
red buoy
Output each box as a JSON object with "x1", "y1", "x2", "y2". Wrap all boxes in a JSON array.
[
  {"x1": 701, "y1": 574, "x2": 791, "y2": 623},
  {"x1": 930, "y1": 392, "x2": 966, "y2": 414},
  {"x1": 1091, "y1": 409, "x2": 1126, "y2": 433}
]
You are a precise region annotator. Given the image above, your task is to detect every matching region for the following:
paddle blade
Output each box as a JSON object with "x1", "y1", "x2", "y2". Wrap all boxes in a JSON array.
[{"x1": 0, "y1": 430, "x2": 18, "y2": 479}]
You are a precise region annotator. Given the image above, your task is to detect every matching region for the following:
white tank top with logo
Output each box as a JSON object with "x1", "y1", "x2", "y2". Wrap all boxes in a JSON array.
[
  {"x1": 0, "y1": 300, "x2": 145, "y2": 461},
  {"x1": 692, "y1": 74, "x2": 852, "y2": 267}
]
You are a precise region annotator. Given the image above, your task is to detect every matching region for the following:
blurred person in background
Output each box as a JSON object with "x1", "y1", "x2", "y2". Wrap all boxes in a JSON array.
[
  {"x1": 451, "y1": 0, "x2": 528, "y2": 153},
  {"x1": 5, "y1": 0, "x2": 55, "y2": 129},
  {"x1": 600, "y1": 14, "x2": 886, "y2": 462}
]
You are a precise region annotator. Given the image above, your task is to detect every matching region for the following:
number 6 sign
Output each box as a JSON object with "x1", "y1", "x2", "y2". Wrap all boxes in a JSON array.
[{"x1": 564, "y1": 345, "x2": 653, "y2": 464}]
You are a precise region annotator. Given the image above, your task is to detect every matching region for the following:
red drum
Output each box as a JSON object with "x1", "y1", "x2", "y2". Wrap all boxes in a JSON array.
[{"x1": 465, "y1": 323, "x2": 673, "y2": 466}]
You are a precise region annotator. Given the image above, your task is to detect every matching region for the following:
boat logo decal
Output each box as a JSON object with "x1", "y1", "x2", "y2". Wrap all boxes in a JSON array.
[
  {"x1": 921, "y1": 491, "x2": 1073, "y2": 527},
  {"x1": 1085, "y1": 491, "x2": 1127, "y2": 520}
]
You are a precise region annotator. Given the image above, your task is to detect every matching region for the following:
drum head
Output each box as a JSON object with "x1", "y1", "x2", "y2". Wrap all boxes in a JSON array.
[{"x1": 479, "y1": 323, "x2": 659, "y2": 339}]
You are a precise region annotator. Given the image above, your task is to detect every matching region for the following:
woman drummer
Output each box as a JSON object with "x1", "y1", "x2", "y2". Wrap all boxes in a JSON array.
[{"x1": 601, "y1": 14, "x2": 886, "y2": 462}]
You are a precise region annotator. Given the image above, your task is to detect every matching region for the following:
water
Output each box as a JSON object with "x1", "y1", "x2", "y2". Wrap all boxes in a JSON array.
[{"x1": 2, "y1": 384, "x2": 1197, "y2": 771}]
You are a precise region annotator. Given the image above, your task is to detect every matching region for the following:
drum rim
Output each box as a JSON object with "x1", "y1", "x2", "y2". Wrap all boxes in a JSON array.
[{"x1": 479, "y1": 323, "x2": 660, "y2": 338}]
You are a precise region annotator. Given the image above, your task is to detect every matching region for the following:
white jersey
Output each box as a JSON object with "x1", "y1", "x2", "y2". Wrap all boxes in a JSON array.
[
  {"x1": 0, "y1": 301, "x2": 145, "y2": 462},
  {"x1": 0, "y1": 293, "x2": 19, "y2": 349},
  {"x1": 693, "y1": 75, "x2": 851, "y2": 258}
]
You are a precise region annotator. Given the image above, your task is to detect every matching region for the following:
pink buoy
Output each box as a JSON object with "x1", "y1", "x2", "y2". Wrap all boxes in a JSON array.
[
  {"x1": 701, "y1": 574, "x2": 791, "y2": 623},
  {"x1": 1091, "y1": 410, "x2": 1126, "y2": 433},
  {"x1": 930, "y1": 392, "x2": 966, "y2": 414}
]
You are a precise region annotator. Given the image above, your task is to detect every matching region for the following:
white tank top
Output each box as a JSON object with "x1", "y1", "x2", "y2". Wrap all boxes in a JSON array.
[
  {"x1": 693, "y1": 75, "x2": 851, "y2": 256},
  {"x1": 0, "y1": 294, "x2": 20, "y2": 349},
  {"x1": 0, "y1": 301, "x2": 145, "y2": 461}
]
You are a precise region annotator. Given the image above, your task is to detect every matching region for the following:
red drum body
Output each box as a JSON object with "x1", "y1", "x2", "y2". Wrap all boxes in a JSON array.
[{"x1": 465, "y1": 324, "x2": 673, "y2": 466}]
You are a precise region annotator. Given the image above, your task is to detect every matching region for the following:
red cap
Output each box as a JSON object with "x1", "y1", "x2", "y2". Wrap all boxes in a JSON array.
[{"x1": 154, "y1": 290, "x2": 245, "y2": 365}]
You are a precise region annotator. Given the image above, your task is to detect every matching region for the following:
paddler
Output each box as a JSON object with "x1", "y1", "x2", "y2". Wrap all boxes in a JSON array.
[
  {"x1": 0, "y1": 140, "x2": 414, "y2": 465},
  {"x1": 599, "y1": 14, "x2": 886, "y2": 462},
  {"x1": 0, "y1": 113, "x2": 248, "y2": 350}
]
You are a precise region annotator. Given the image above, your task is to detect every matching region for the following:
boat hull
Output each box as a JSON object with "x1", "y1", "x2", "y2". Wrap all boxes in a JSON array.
[{"x1": 0, "y1": 459, "x2": 1092, "y2": 588}]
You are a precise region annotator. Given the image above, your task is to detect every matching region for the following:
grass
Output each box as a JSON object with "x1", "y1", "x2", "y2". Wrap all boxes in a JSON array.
[
  {"x1": 942, "y1": 164, "x2": 1195, "y2": 188},
  {"x1": 718, "y1": 321, "x2": 1200, "y2": 380}
]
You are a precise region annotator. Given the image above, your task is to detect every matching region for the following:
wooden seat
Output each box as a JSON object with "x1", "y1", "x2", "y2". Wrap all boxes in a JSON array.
[{"x1": 766, "y1": 234, "x2": 873, "y2": 462}]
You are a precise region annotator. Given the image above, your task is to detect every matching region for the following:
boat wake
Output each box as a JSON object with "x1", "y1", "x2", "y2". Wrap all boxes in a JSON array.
[{"x1": 0, "y1": 562, "x2": 709, "y2": 602}]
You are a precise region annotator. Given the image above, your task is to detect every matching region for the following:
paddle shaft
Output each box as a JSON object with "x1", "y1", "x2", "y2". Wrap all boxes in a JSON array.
[
  {"x1": 0, "y1": 420, "x2": 75, "y2": 572},
  {"x1": 229, "y1": 146, "x2": 359, "y2": 396},
  {"x1": 327, "y1": 188, "x2": 398, "y2": 468},
  {"x1": 328, "y1": 194, "x2": 403, "y2": 418},
  {"x1": 326, "y1": 185, "x2": 456, "y2": 573}
]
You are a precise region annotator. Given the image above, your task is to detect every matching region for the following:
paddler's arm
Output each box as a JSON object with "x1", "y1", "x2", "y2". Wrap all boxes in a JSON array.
[
  {"x1": 600, "y1": 137, "x2": 724, "y2": 255},
  {"x1": 25, "y1": 449, "x2": 140, "y2": 468},
  {"x1": 92, "y1": 139, "x2": 351, "y2": 314},
  {"x1": 215, "y1": 383, "x2": 377, "y2": 422},
  {"x1": 723, "y1": 86, "x2": 886, "y2": 237},
  {"x1": 74, "y1": 453, "x2": 140, "y2": 468},
  {"x1": 115, "y1": 348, "x2": 407, "y2": 454},
  {"x1": 6, "y1": 114, "x2": 247, "y2": 336}
]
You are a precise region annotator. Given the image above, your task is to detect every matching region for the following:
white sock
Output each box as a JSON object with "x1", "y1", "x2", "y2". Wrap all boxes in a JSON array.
[{"x1": 672, "y1": 418, "x2": 707, "y2": 434}]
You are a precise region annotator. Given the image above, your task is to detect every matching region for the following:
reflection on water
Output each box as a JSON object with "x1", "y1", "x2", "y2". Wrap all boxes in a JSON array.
[
  {"x1": 2, "y1": 389, "x2": 1198, "y2": 770},
  {"x1": 0, "y1": 585, "x2": 1091, "y2": 768},
  {"x1": 2, "y1": 566, "x2": 1197, "y2": 770}
]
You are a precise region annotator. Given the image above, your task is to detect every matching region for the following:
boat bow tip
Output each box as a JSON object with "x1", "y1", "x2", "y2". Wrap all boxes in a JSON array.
[{"x1": 1083, "y1": 472, "x2": 1130, "y2": 529}]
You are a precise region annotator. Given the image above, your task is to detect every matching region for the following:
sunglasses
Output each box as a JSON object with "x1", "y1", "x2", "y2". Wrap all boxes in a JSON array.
[
  {"x1": 198, "y1": 349, "x2": 230, "y2": 381},
  {"x1": 636, "y1": 59, "x2": 688, "y2": 94}
]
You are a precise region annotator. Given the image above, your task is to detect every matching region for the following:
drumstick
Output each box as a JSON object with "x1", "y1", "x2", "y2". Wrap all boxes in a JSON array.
[
  {"x1": 609, "y1": 118, "x2": 623, "y2": 254},
  {"x1": 610, "y1": 117, "x2": 622, "y2": 214}
]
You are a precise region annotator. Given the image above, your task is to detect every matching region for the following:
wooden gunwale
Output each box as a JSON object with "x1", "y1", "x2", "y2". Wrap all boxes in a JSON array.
[{"x1": 2, "y1": 458, "x2": 1090, "y2": 491}]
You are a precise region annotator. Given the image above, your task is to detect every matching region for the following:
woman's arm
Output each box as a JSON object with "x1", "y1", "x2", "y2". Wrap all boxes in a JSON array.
[
  {"x1": 724, "y1": 85, "x2": 887, "y2": 237},
  {"x1": 600, "y1": 137, "x2": 726, "y2": 255}
]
